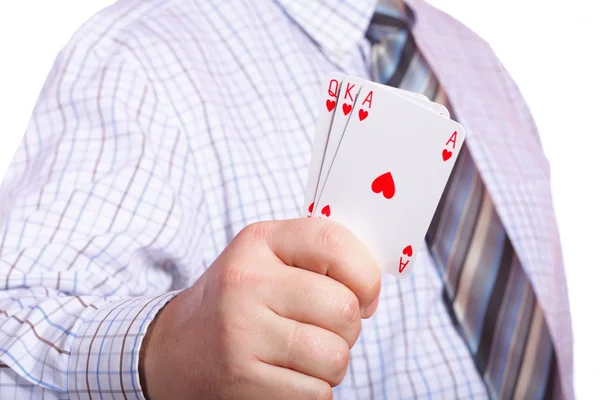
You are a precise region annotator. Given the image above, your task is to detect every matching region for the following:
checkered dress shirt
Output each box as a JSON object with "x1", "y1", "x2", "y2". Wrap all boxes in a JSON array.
[{"x1": 0, "y1": 0, "x2": 572, "y2": 398}]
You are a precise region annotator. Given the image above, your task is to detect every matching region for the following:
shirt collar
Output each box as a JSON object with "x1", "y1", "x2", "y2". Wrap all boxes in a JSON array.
[{"x1": 275, "y1": 0, "x2": 378, "y2": 61}]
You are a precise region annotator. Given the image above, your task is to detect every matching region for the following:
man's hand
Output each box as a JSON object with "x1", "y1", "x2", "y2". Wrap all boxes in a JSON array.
[{"x1": 140, "y1": 218, "x2": 381, "y2": 400}]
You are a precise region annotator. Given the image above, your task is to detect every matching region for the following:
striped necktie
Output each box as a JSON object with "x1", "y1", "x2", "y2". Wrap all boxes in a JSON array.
[{"x1": 367, "y1": 3, "x2": 560, "y2": 399}]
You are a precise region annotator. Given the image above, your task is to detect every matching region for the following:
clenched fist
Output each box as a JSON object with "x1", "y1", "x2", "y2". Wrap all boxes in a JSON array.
[{"x1": 140, "y1": 218, "x2": 381, "y2": 399}]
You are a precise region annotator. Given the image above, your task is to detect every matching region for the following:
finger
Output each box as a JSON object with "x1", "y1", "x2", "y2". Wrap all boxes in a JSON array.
[
  {"x1": 247, "y1": 218, "x2": 381, "y2": 318},
  {"x1": 257, "y1": 311, "x2": 350, "y2": 387},
  {"x1": 264, "y1": 264, "x2": 362, "y2": 348},
  {"x1": 246, "y1": 361, "x2": 332, "y2": 400}
]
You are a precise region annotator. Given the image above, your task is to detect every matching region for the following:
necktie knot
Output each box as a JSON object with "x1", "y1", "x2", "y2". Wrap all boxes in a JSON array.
[
  {"x1": 367, "y1": 2, "x2": 420, "y2": 89},
  {"x1": 366, "y1": 2, "x2": 414, "y2": 45}
]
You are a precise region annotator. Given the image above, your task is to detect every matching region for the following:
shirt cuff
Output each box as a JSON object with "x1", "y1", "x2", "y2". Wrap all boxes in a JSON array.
[{"x1": 67, "y1": 292, "x2": 179, "y2": 399}]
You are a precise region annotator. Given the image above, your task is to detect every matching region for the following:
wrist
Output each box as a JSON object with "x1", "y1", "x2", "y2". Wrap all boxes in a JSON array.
[
  {"x1": 139, "y1": 289, "x2": 188, "y2": 400},
  {"x1": 139, "y1": 305, "x2": 161, "y2": 399},
  {"x1": 139, "y1": 300, "x2": 170, "y2": 399}
]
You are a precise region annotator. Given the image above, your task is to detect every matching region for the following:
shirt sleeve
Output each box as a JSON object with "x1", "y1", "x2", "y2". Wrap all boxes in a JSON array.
[{"x1": 0, "y1": 25, "x2": 203, "y2": 399}]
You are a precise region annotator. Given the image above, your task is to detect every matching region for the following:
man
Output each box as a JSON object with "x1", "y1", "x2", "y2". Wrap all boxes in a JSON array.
[{"x1": 0, "y1": 0, "x2": 573, "y2": 398}]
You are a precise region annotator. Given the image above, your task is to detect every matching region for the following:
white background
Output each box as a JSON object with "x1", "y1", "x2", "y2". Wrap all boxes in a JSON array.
[{"x1": 0, "y1": 0, "x2": 598, "y2": 397}]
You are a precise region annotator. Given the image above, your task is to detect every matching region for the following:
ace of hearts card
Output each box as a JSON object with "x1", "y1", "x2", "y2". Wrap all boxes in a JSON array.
[{"x1": 304, "y1": 73, "x2": 465, "y2": 278}]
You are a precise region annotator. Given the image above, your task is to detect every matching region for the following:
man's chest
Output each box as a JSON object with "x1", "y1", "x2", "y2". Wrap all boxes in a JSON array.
[{"x1": 147, "y1": 3, "x2": 372, "y2": 269}]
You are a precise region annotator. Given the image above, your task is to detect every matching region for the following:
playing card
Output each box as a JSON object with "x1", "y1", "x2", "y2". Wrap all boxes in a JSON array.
[
  {"x1": 303, "y1": 72, "x2": 344, "y2": 217},
  {"x1": 310, "y1": 74, "x2": 449, "y2": 215},
  {"x1": 302, "y1": 73, "x2": 432, "y2": 218},
  {"x1": 309, "y1": 76, "x2": 362, "y2": 218},
  {"x1": 391, "y1": 88, "x2": 450, "y2": 118},
  {"x1": 357, "y1": 75, "x2": 450, "y2": 117},
  {"x1": 313, "y1": 81, "x2": 465, "y2": 277}
]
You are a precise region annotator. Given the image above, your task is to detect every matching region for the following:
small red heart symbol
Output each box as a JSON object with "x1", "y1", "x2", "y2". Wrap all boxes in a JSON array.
[
  {"x1": 308, "y1": 202, "x2": 314, "y2": 213},
  {"x1": 342, "y1": 103, "x2": 352, "y2": 115},
  {"x1": 358, "y1": 109, "x2": 369, "y2": 121},
  {"x1": 442, "y1": 149, "x2": 452, "y2": 162},
  {"x1": 326, "y1": 100, "x2": 336, "y2": 112},
  {"x1": 321, "y1": 205, "x2": 331, "y2": 217},
  {"x1": 371, "y1": 172, "x2": 395, "y2": 199},
  {"x1": 402, "y1": 245, "x2": 413, "y2": 257}
]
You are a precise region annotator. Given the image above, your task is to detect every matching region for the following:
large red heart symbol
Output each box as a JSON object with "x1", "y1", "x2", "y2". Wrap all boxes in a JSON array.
[
  {"x1": 402, "y1": 245, "x2": 413, "y2": 257},
  {"x1": 326, "y1": 100, "x2": 336, "y2": 112},
  {"x1": 321, "y1": 205, "x2": 331, "y2": 217},
  {"x1": 358, "y1": 109, "x2": 369, "y2": 121},
  {"x1": 342, "y1": 103, "x2": 352, "y2": 115},
  {"x1": 442, "y1": 149, "x2": 452, "y2": 162},
  {"x1": 308, "y1": 202, "x2": 314, "y2": 213},
  {"x1": 371, "y1": 172, "x2": 395, "y2": 199}
]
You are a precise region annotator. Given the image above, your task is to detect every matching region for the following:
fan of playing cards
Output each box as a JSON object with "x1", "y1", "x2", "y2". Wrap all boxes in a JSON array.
[{"x1": 303, "y1": 73, "x2": 465, "y2": 278}]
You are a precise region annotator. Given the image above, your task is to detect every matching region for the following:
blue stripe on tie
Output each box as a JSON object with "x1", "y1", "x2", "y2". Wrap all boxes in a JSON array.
[
  {"x1": 490, "y1": 265, "x2": 527, "y2": 390},
  {"x1": 535, "y1": 340, "x2": 553, "y2": 400},
  {"x1": 374, "y1": 4, "x2": 407, "y2": 19},
  {"x1": 437, "y1": 162, "x2": 476, "y2": 273},
  {"x1": 469, "y1": 229, "x2": 505, "y2": 352},
  {"x1": 386, "y1": 34, "x2": 410, "y2": 83}
]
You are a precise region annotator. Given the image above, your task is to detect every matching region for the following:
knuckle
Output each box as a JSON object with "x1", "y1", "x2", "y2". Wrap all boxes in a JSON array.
[
  {"x1": 328, "y1": 339, "x2": 350, "y2": 386},
  {"x1": 221, "y1": 264, "x2": 248, "y2": 290},
  {"x1": 314, "y1": 222, "x2": 353, "y2": 255},
  {"x1": 238, "y1": 221, "x2": 272, "y2": 243},
  {"x1": 220, "y1": 262, "x2": 266, "y2": 291},
  {"x1": 339, "y1": 294, "x2": 361, "y2": 328},
  {"x1": 337, "y1": 293, "x2": 362, "y2": 346},
  {"x1": 227, "y1": 307, "x2": 265, "y2": 337},
  {"x1": 284, "y1": 322, "x2": 302, "y2": 365}
]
